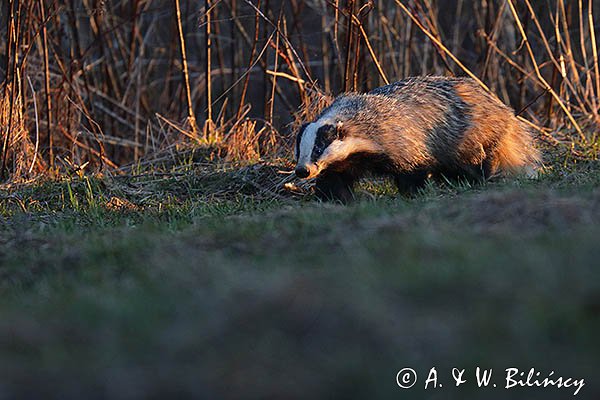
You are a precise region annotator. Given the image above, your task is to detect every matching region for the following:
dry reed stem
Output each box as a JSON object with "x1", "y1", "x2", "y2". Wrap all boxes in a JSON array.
[
  {"x1": 507, "y1": 0, "x2": 586, "y2": 142},
  {"x1": 37, "y1": 0, "x2": 53, "y2": 169},
  {"x1": 1, "y1": 0, "x2": 599, "y2": 181},
  {"x1": 174, "y1": 0, "x2": 198, "y2": 138},
  {"x1": 205, "y1": 0, "x2": 213, "y2": 129},
  {"x1": 589, "y1": 0, "x2": 600, "y2": 113},
  {"x1": 26, "y1": 77, "x2": 40, "y2": 174},
  {"x1": 350, "y1": 13, "x2": 389, "y2": 85},
  {"x1": 394, "y1": 0, "x2": 490, "y2": 92}
]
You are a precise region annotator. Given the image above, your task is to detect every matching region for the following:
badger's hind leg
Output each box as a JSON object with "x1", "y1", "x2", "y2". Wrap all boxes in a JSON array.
[
  {"x1": 460, "y1": 159, "x2": 495, "y2": 181},
  {"x1": 434, "y1": 164, "x2": 488, "y2": 186},
  {"x1": 462, "y1": 151, "x2": 523, "y2": 182},
  {"x1": 394, "y1": 169, "x2": 429, "y2": 196},
  {"x1": 315, "y1": 171, "x2": 357, "y2": 203}
]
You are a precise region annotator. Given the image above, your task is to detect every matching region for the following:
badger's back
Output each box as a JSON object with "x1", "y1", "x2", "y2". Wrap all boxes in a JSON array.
[{"x1": 327, "y1": 76, "x2": 540, "y2": 176}]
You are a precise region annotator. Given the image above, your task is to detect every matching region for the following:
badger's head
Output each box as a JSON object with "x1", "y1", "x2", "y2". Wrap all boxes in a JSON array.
[
  {"x1": 294, "y1": 121, "x2": 345, "y2": 179},
  {"x1": 294, "y1": 118, "x2": 383, "y2": 179}
]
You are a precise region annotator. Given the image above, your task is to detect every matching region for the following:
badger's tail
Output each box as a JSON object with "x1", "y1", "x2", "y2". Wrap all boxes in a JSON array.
[{"x1": 495, "y1": 119, "x2": 542, "y2": 177}]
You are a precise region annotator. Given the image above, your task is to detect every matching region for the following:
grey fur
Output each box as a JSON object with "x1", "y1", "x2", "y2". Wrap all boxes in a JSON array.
[{"x1": 295, "y1": 76, "x2": 540, "y2": 202}]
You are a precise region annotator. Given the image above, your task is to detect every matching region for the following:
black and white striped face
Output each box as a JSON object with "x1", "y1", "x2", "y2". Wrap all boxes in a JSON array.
[
  {"x1": 294, "y1": 122, "x2": 341, "y2": 179},
  {"x1": 294, "y1": 113, "x2": 385, "y2": 179}
]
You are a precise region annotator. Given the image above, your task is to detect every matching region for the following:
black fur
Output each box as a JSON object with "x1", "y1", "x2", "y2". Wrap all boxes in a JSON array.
[
  {"x1": 314, "y1": 152, "x2": 399, "y2": 203},
  {"x1": 311, "y1": 124, "x2": 340, "y2": 162},
  {"x1": 394, "y1": 170, "x2": 430, "y2": 195},
  {"x1": 314, "y1": 150, "x2": 490, "y2": 201},
  {"x1": 295, "y1": 123, "x2": 308, "y2": 160},
  {"x1": 314, "y1": 171, "x2": 355, "y2": 204}
]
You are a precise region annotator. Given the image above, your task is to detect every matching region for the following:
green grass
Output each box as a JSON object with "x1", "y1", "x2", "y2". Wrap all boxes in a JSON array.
[{"x1": 1, "y1": 161, "x2": 599, "y2": 399}]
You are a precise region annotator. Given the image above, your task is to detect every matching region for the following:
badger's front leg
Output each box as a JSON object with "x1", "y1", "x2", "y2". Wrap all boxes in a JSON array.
[
  {"x1": 314, "y1": 171, "x2": 356, "y2": 203},
  {"x1": 394, "y1": 169, "x2": 429, "y2": 196}
]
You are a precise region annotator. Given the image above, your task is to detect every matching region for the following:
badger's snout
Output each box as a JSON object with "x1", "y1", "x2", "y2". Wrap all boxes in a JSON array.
[
  {"x1": 295, "y1": 162, "x2": 320, "y2": 179},
  {"x1": 295, "y1": 165, "x2": 310, "y2": 178}
]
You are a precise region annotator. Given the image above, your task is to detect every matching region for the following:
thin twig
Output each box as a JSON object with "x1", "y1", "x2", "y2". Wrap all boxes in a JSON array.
[{"x1": 174, "y1": 0, "x2": 198, "y2": 137}]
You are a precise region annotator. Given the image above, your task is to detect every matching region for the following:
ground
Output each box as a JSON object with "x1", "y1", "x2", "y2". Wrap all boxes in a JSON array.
[{"x1": 1, "y1": 156, "x2": 599, "y2": 399}]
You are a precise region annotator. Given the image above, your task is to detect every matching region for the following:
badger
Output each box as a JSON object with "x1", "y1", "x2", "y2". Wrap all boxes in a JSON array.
[{"x1": 294, "y1": 76, "x2": 541, "y2": 203}]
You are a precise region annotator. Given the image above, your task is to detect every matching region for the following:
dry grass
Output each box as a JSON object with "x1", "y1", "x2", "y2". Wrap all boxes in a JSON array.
[
  {"x1": 1, "y1": 0, "x2": 599, "y2": 183},
  {"x1": 0, "y1": 83, "x2": 42, "y2": 178}
]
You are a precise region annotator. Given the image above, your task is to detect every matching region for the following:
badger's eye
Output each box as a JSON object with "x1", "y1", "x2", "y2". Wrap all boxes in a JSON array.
[
  {"x1": 311, "y1": 124, "x2": 339, "y2": 161},
  {"x1": 322, "y1": 124, "x2": 346, "y2": 141},
  {"x1": 319, "y1": 124, "x2": 337, "y2": 141}
]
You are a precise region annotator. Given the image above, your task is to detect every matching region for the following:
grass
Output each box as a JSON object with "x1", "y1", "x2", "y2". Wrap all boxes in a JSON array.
[{"x1": 1, "y1": 160, "x2": 600, "y2": 399}]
